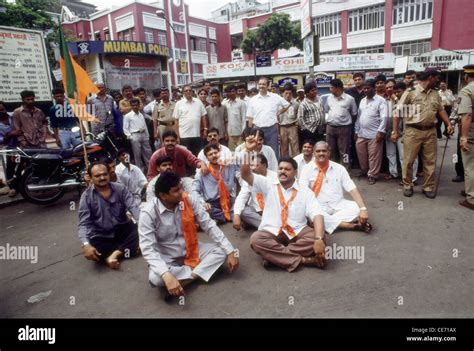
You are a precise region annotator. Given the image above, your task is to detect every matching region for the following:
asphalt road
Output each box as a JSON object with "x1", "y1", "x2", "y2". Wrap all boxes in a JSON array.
[{"x1": 0, "y1": 139, "x2": 473, "y2": 318}]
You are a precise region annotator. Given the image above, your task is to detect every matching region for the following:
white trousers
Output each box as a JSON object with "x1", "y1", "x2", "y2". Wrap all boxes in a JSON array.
[
  {"x1": 148, "y1": 242, "x2": 227, "y2": 287},
  {"x1": 385, "y1": 138, "x2": 418, "y2": 181},
  {"x1": 321, "y1": 200, "x2": 360, "y2": 234},
  {"x1": 240, "y1": 207, "x2": 262, "y2": 229}
]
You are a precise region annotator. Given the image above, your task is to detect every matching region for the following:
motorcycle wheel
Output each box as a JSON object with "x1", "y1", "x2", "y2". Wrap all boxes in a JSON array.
[{"x1": 19, "y1": 168, "x2": 65, "y2": 205}]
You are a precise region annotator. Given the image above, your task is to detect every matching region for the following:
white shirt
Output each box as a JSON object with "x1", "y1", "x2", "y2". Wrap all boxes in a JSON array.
[
  {"x1": 252, "y1": 174, "x2": 323, "y2": 239},
  {"x1": 246, "y1": 92, "x2": 290, "y2": 128},
  {"x1": 116, "y1": 162, "x2": 147, "y2": 205},
  {"x1": 144, "y1": 100, "x2": 159, "y2": 116},
  {"x1": 299, "y1": 161, "x2": 356, "y2": 207},
  {"x1": 293, "y1": 153, "x2": 315, "y2": 178},
  {"x1": 234, "y1": 170, "x2": 277, "y2": 215},
  {"x1": 123, "y1": 110, "x2": 149, "y2": 137},
  {"x1": 197, "y1": 144, "x2": 233, "y2": 164},
  {"x1": 238, "y1": 96, "x2": 250, "y2": 109},
  {"x1": 235, "y1": 143, "x2": 278, "y2": 171},
  {"x1": 173, "y1": 97, "x2": 207, "y2": 138},
  {"x1": 222, "y1": 98, "x2": 247, "y2": 136},
  {"x1": 355, "y1": 95, "x2": 388, "y2": 140}
]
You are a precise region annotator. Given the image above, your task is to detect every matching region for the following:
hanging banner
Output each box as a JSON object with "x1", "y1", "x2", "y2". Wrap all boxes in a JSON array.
[
  {"x1": 300, "y1": 0, "x2": 312, "y2": 39},
  {"x1": 315, "y1": 53, "x2": 395, "y2": 71}
]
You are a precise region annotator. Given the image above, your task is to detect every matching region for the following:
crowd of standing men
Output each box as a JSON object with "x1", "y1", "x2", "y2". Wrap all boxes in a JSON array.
[{"x1": 1, "y1": 64, "x2": 473, "y2": 300}]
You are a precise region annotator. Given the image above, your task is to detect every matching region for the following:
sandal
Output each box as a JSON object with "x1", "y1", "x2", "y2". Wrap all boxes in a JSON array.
[
  {"x1": 384, "y1": 174, "x2": 396, "y2": 180},
  {"x1": 354, "y1": 221, "x2": 373, "y2": 233},
  {"x1": 367, "y1": 177, "x2": 376, "y2": 185}
]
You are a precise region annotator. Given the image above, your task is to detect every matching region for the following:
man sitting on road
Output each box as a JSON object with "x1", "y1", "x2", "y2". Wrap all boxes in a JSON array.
[
  {"x1": 192, "y1": 143, "x2": 239, "y2": 224},
  {"x1": 300, "y1": 141, "x2": 373, "y2": 234},
  {"x1": 139, "y1": 172, "x2": 239, "y2": 301},
  {"x1": 233, "y1": 154, "x2": 277, "y2": 230},
  {"x1": 240, "y1": 132, "x2": 327, "y2": 272},
  {"x1": 235, "y1": 127, "x2": 278, "y2": 171},
  {"x1": 78, "y1": 162, "x2": 140, "y2": 270}
]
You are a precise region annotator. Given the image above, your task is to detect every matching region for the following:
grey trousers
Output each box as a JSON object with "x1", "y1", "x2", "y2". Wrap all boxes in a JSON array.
[
  {"x1": 149, "y1": 242, "x2": 227, "y2": 287},
  {"x1": 240, "y1": 207, "x2": 262, "y2": 229}
]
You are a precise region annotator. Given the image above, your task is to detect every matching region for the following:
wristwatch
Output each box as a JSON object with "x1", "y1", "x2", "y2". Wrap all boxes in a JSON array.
[
  {"x1": 359, "y1": 207, "x2": 367, "y2": 211},
  {"x1": 82, "y1": 242, "x2": 90, "y2": 248},
  {"x1": 315, "y1": 237, "x2": 323, "y2": 241}
]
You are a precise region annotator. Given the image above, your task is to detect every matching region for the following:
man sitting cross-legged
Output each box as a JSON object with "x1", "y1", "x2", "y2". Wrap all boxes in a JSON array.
[
  {"x1": 139, "y1": 172, "x2": 239, "y2": 300},
  {"x1": 240, "y1": 132, "x2": 327, "y2": 271},
  {"x1": 300, "y1": 141, "x2": 373, "y2": 234},
  {"x1": 78, "y1": 161, "x2": 140, "y2": 269},
  {"x1": 233, "y1": 153, "x2": 277, "y2": 230},
  {"x1": 192, "y1": 143, "x2": 239, "y2": 224}
]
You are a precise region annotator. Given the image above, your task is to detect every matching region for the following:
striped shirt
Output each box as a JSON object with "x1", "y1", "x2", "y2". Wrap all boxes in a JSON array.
[{"x1": 297, "y1": 97, "x2": 325, "y2": 133}]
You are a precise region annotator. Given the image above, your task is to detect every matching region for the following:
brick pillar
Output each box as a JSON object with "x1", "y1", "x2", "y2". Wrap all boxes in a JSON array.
[
  {"x1": 431, "y1": 0, "x2": 444, "y2": 49},
  {"x1": 341, "y1": 10, "x2": 348, "y2": 54},
  {"x1": 384, "y1": 0, "x2": 393, "y2": 52}
]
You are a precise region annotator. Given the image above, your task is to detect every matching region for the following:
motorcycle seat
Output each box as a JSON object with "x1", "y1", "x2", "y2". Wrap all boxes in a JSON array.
[{"x1": 23, "y1": 148, "x2": 74, "y2": 158}]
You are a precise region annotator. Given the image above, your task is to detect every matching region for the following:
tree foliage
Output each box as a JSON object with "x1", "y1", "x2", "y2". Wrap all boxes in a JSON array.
[{"x1": 241, "y1": 13, "x2": 303, "y2": 55}]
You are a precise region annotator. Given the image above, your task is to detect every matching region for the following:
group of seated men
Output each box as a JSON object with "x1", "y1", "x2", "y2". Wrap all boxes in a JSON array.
[{"x1": 78, "y1": 127, "x2": 372, "y2": 300}]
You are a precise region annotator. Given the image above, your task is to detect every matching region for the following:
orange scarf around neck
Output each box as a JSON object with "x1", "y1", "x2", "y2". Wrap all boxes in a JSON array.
[
  {"x1": 311, "y1": 161, "x2": 330, "y2": 197},
  {"x1": 208, "y1": 164, "x2": 231, "y2": 221},
  {"x1": 276, "y1": 184, "x2": 298, "y2": 237},
  {"x1": 181, "y1": 193, "x2": 201, "y2": 268}
]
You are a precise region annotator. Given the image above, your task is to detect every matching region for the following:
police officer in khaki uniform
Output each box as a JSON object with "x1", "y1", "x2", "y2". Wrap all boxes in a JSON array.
[
  {"x1": 458, "y1": 64, "x2": 474, "y2": 210},
  {"x1": 152, "y1": 87, "x2": 176, "y2": 143},
  {"x1": 391, "y1": 69, "x2": 455, "y2": 198}
]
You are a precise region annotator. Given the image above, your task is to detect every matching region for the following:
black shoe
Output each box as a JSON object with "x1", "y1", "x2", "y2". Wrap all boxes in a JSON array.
[
  {"x1": 452, "y1": 176, "x2": 465, "y2": 183},
  {"x1": 422, "y1": 190, "x2": 436, "y2": 199},
  {"x1": 461, "y1": 190, "x2": 467, "y2": 197},
  {"x1": 403, "y1": 188, "x2": 414, "y2": 197}
]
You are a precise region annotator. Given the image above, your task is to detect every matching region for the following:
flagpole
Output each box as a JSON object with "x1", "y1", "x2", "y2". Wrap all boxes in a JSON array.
[{"x1": 74, "y1": 92, "x2": 90, "y2": 171}]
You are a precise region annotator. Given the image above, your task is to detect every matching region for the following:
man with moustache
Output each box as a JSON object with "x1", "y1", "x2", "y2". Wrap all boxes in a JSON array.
[
  {"x1": 240, "y1": 132, "x2": 326, "y2": 271},
  {"x1": 300, "y1": 141, "x2": 372, "y2": 234}
]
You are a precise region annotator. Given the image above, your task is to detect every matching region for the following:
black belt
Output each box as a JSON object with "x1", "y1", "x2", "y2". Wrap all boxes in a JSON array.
[
  {"x1": 159, "y1": 120, "x2": 175, "y2": 126},
  {"x1": 327, "y1": 124, "x2": 350, "y2": 128},
  {"x1": 407, "y1": 124, "x2": 435, "y2": 131},
  {"x1": 59, "y1": 127, "x2": 76, "y2": 131}
]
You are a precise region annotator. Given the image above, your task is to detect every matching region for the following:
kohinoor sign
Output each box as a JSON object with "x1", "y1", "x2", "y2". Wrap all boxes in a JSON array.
[
  {"x1": 204, "y1": 58, "x2": 309, "y2": 79},
  {"x1": 314, "y1": 53, "x2": 395, "y2": 71}
]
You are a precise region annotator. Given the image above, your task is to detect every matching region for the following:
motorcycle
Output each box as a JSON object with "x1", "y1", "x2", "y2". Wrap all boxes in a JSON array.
[{"x1": 0, "y1": 126, "x2": 118, "y2": 205}]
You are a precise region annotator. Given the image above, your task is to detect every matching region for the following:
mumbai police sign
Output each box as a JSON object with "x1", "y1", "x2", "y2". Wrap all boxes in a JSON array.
[
  {"x1": 314, "y1": 53, "x2": 395, "y2": 71},
  {"x1": 68, "y1": 40, "x2": 169, "y2": 57},
  {"x1": 408, "y1": 49, "x2": 470, "y2": 71}
]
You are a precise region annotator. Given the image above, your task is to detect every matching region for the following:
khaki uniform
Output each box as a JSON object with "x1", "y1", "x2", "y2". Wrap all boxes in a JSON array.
[
  {"x1": 119, "y1": 98, "x2": 144, "y2": 115},
  {"x1": 152, "y1": 101, "x2": 176, "y2": 140},
  {"x1": 398, "y1": 84, "x2": 445, "y2": 191},
  {"x1": 458, "y1": 81, "x2": 474, "y2": 204}
]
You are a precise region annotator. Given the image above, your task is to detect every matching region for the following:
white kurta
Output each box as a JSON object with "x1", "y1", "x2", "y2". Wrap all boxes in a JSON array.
[{"x1": 300, "y1": 161, "x2": 360, "y2": 234}]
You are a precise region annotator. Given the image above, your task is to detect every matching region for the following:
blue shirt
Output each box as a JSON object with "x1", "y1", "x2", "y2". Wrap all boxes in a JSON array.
[
  {"x1": 49, "y1": 101, "x2": 78, "y2": 129},
  {"x1": 77, "y1": 182, "x2": 140, "y2": 245},
  {"x1": 0, "y1": 115, "x2": 17, "y2": 147},
  {"x1": 112, "y1": 107, "x2": 124, "y2": 135},
  {"x1": 191, "y1": 164, "x2": 238, "y2": 203}
]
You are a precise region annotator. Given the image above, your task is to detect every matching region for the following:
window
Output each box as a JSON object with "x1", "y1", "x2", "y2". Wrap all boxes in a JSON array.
[
  {"x1": 190, "y1": 37, "x2": 207, "y2": 52},
  {"x1": 349, "y1": 5, "x2": 384, "y2": 32},
  {"x1": 95, "y1": 31, "x2": 101, "y2": 40},
  {"x1": 393, "y1": 0, "x2": 433, "y2": 26},
  {"x1": 174, "y1": 23, "x2": 185, "y2": 33},
  {"x1": 158, "y1": 31, "x2": 167, "y2": 46},
  {"x1": 314, "y1": 14, "x2": 341, "y2": 38},
  {"x1": 123, "y1": 31, "x2": 131, "y2": 41},
  {"x1": 321, "y1": 50, "x2": 342, "y2": 55},
  {"x1": 174, "y1": 49, "x2": 188, "y2": 60},
  {"x1": 144, "y1": 29, "x2": 154, "y2": 43},
  {"x1": 210, "y1": 41, "x2": 217, "y2": 55},
  {"x1": 391, "y1": 39, "x2": 431, "y2": 56},
  {"x1": 104, "y1": 29, "x2": 110, "y2": 40},
  {"x1": 177, "y1": 74, "x2": 189, "y2": 85},
  {"x1": 192, "y1": 63, "x2": 203, "y2": 74},
  {"x1": 348, "y1": 45, "x2": 384, "y2": 54}
]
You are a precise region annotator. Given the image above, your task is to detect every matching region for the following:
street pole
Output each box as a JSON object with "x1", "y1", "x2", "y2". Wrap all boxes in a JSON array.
[{"x1": 253, "y1": 41, "x2": 257, "y2": 87}]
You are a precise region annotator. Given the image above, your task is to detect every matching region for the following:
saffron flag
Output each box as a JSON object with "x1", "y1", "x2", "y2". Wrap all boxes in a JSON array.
[{"x1": 58, "y1": 25, "x2": 99, "y2": 122}]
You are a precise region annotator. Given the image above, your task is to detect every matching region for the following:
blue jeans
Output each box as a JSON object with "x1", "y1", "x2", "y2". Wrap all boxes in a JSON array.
[{"x1": 59, "y1": 130, "x2": 81, "y2": 149}]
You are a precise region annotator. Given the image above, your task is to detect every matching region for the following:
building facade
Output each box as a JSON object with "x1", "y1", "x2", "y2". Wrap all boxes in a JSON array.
[{"x1": 61, "y1": 0, "x2": 232, "y2": 89}]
